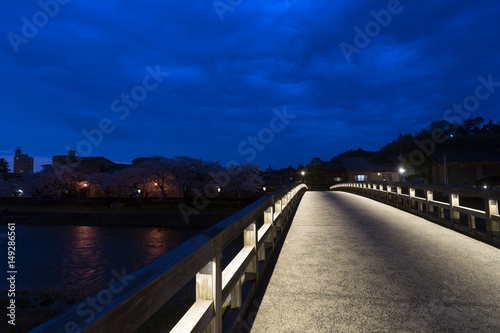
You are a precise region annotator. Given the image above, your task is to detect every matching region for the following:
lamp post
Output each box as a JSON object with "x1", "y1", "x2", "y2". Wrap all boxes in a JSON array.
[
  {"x1": 399, "y1": 167, "x2": 406, "y2": 182},
  {"x1": 301, "y1": 171, "x2": 305, "y2": 182}
]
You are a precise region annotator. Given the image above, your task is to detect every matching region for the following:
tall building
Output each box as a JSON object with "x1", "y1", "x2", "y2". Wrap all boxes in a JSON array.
[{"x1": 14, "y1": 147, "x2": 34, "y2": 174}]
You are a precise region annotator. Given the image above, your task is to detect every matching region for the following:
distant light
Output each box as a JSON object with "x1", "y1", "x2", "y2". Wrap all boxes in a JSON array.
[
  {"x1": 301, "y1": 171, "x2": 305, "y2": 176},
  {"x1": 154, "y1": 183, "x2": 158, "y2": 186},
  {"x1": 483, "y1": 185, "x2": 488, "y2": 189},
  {"x1": 399, "y1": 168, "x2": 405, "y2": 173},
  {"x1": 377, "y1": 172, "x2": 381, "y2": 176},
  {"x1": 450, "y1": 134, "x2": 454, "y2": 138},
  {"x1": 217, "y1": 186, "x2": 221, "y2": 192},
  {"x1": 137, "y1": 189, "x2": 141, "y2": 193},
  {"x1": 263, "y1": 186, "x2": 267, "y2": 192}
]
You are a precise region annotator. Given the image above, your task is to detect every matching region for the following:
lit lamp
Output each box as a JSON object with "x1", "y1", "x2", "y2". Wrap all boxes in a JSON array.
[
  {"x1": 263, "y1": 186, "x2": 266, "y2": 192},
  {"x1": 399, "y1": 168, "x2": 405, "y2": 182},
  {"x1": 301, "y1": 171, "x2": 305, "y2": 182},
  {"x1": 217, "y1": 186, "x2": 221, "y2": 193}
]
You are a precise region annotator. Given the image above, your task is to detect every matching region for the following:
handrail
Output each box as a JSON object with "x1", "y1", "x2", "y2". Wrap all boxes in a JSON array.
[
  {"x1": 331, "y1": 182, "x2": 500, "y2": 247},
  {"x1": 31, "y1": 183, "x2": 308, "y2": 333}
]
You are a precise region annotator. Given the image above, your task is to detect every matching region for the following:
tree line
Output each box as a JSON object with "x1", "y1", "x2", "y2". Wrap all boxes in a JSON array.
[{"x1": 0, "y1": 156, "x2": 264, "y2": 199}]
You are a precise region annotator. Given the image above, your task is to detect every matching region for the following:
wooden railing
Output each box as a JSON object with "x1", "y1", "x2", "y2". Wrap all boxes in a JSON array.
[
  {"x1": 331, "y1": 182, "x2": 500, "y2": 247},
  {"x1": 31, "y1": 183, "x2": 307, "y2": 333}
]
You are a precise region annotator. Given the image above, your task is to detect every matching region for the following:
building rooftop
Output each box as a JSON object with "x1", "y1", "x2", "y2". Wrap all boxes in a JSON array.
[{"x1": 341, "y1": 157, "x2": 374, "y2": 171}]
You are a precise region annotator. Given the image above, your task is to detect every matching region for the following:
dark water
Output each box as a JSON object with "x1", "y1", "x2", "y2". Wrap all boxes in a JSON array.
[{"x1": 0, "y1": 224, "x2": 203, "y2": 292}]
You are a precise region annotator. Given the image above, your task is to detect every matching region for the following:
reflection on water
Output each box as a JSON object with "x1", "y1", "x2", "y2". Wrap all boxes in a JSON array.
[{"x1": 0, "y1": 225, "x2": 202, "y2": 291}]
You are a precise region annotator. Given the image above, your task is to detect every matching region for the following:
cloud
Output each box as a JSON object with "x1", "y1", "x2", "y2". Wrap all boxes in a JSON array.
[{"x1": 1, "y1": 0, "x2": 500, "y2": 170}]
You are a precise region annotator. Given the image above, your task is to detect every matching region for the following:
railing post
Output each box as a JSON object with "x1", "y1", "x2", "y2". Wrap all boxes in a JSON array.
[
  {"x1": 264, "y1": 206, "x2": 275, "y2": 253},
  {"x1": 196, "y1": 236, "x2": 223, "y2": 333},
  {"x1": 449, "y1": 193, "x2": 460, "y2": 226},
  {"x1": 243, "y1": 221, "x2": 259, "y2": 287},
  {"x1": 409, "y1": 187, "x2": 415, "y2": 210},
  {"x1": 281, "y1": 195, "x2": 288, "y2": 225},
  {"x1": 387, "y1": 185, "x2": 392, "y2": 204},
  {"x1": 274, "y1": 199, "x2": 282, "y2": 231},
  {"x1": 426, "y1": 190, "x2": 434, "y2": 218},
  {"x1": 396, "y1": 186, "x2": 402, "y2": 207},
  {"x1": 485, "y1": 198, "x2": 499, "y2": 240}
]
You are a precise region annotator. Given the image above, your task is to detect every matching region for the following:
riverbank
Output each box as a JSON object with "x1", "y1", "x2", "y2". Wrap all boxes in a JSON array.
[
  {"x1": 1, "y1": 210, "x2": 234, "y2": 227},
  {"x1": 0, "y1": 197, "x2": 260, "y2": 227}
]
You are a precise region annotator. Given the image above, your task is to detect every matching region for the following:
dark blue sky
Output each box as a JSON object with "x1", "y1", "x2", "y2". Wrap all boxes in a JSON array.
[{"x1": 2, "y1": 0, "x2": 500, "y2": 171}]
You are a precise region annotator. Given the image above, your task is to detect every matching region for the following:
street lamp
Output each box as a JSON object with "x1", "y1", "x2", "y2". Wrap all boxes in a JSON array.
[
  {"x1": 263, "y1": 186, "x2": 266, "y2": 192},
  {"x1": 399, "y1": 168, "x2": 405, "y2": 182},
  {"x1": 301, "y1": 171, "x2": 305, "y2": 182}
]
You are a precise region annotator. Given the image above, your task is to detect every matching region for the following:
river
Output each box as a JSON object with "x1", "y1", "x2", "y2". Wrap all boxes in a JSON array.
[{"x1": 1, "y1": 224, "x2": 204, "y2": 292}]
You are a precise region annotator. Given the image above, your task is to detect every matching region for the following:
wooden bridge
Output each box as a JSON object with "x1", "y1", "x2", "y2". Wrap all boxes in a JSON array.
[{"x1": 31, "y1": 182, "x2": 500, "y2": 332}]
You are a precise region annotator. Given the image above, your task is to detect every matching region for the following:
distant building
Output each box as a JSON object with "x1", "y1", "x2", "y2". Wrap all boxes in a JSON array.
[
  {"x1": 13, "y1": 147, "x2": 34, "y2": 174},
  {"x1": 132, "y1": 157, "x2": 152, "y2": 165},
  {"x1": 432, "y1": 152, "x2": 500, "y2": 188},
  {"x1": 338, "y1": 157, "x2": 399, "y2": 182},
  {"x1": 482, "y1": 119, "x2": 500, "y2": 134},
  {"x1": 50, "y1": 149, "x2": 116, "y2": 175}
]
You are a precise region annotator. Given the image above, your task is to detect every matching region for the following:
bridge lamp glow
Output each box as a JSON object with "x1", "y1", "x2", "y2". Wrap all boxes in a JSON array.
[{"x1": 399, "y1": 168, "x2": 405, "y2": 174}]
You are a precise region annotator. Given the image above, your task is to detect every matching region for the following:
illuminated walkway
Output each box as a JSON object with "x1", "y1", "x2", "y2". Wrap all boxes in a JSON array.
[{"x1": 249, "y1": 191, "x2": 500, "y2": 332}]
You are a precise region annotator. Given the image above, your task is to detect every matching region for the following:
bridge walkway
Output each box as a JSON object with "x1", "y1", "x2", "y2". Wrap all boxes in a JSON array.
[{"x1": 248, "y1": 191, "x2": 500, "y2": 332}]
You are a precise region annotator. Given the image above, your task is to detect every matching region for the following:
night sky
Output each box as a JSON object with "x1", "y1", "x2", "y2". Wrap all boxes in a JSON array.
[{"x1": 2, "y1": 0, "x2": 500, "y2": 172}]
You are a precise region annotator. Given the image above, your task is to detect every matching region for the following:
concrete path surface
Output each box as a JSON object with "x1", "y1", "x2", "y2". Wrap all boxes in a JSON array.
[{"x1": 249, "y1": 191, "x2": 500, "y2": 332}]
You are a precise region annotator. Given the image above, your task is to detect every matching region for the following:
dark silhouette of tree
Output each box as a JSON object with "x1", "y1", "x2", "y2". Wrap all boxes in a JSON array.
[
  {"x1": 305, "y1": 158, "x2": 328, "y2": 186},
  {"x1": 473, "y1": 116, "x2": 484, "y2": 130},
  {"x1": 0, "y1": 158, "x2": 9, "y2": 180}
]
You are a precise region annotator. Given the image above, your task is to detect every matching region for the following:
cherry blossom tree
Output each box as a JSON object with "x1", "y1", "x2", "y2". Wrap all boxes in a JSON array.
[
  {"x1": 87, "y1": 172, "x2": 115, "y2": 197},
  {"x1": 139, "y1": 156, "x2": 176, "y2": 198},
  {"x1": 223, "y1": 164, "x2": 264, "y2": 197},
  {"x1": 170, "y1": 156, "x2": 223, "y2": 198}
]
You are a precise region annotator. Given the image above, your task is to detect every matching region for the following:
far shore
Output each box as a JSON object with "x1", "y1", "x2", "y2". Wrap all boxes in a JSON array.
[
  {"x1": 0, "y1": 197, "x2": 258, "y2": 227},
  {"x1": 1, "y1": 210, "x2": 236, "y2": 227}
]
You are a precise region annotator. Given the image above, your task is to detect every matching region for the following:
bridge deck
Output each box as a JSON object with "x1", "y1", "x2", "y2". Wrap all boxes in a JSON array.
[{"x1": 248, "y1": 191, "x2": 500, "y2": 332}]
